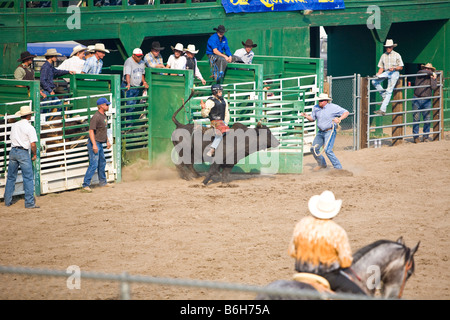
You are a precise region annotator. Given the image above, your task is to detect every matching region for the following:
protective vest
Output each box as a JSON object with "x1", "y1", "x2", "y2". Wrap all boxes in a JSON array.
[
  {"x1": 185, "y1": 57, "x2": 196, "y2": 71},
  {"x1": 207, "y1": 96, "x2": 226, "y2": 121},
  {"x1": 18, "y1": 64, "x2": 35, "y2": 80}
]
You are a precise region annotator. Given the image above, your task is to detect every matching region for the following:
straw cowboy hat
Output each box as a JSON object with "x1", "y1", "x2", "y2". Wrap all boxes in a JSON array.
[
  {"x1": 308, "y1": 190, "x2": 342, "y2": 220},
  {"x1": 213, "y1": 25, "x2": 227, "y2": 33},
  {"x1": 69, "y1": 45, "x2": 86, "y2": 58},
  {"x1": 15, "y1": 105, "x2": 33, "y2": 117},
  {"x1": 317, "y1": 93, "x2": 332, "y2": 101},
  {"x1": 171, "y1": 43, "x2": 184, "y2": 52},
  {"x1": 184, "y1": 44, "x2": 199, "y2": 54},
  {"x1": 242, "y1": 39, "x2": 257, "y2": 48},
  {"x1": 93, "y1": 43, "x2": 110, "y2": 53},
  {"x1": 17, "y1": 51, "x2": 37, "y2": 62},
  {"x1": 151, "y1": 41, "x2": 165, "y2": 51},
  {"x1": 384, "y1": 39, "x2": 398, "y2": 47},
  {"x1": 44, "y1": 48, "x2": 62, "y2": 57},
  {"x1": 421, "y1": 63, "x2": 436, "y2": 71}
]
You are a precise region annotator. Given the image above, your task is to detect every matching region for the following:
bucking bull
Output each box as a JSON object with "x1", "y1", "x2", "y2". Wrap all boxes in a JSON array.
[{"x1": 171, "y1": 91, "x2": 280, "y2": 185}]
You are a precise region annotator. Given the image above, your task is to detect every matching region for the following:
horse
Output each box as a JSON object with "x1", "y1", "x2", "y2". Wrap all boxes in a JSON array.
[{"x1": 255, "y1": 237, "x2": 420, "y2": 300}]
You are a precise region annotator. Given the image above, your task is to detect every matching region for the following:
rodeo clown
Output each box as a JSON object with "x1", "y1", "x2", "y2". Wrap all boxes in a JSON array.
[{"x1": 200, "y1": 84, "x2": 230, "y2": 157}]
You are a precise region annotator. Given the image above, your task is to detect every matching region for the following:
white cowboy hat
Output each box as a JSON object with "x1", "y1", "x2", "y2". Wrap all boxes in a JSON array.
[
  {"x1": 384, "y1": 39, "x2": 398, "y2": 47},
  {"x1": 184, "y1": 44, "x2": 199, "y2": 54},
  {"x1": 70, "y1": 45, "x2": 86, "y2": 57},
  {"x1": 44, "y1": 48, "x2": 62, "y2": 57},
  {"x1": 87, "y1": 45, "x2": 95, "y2": 53},
  {"x1": 171, "y1": 43, "x2": 184, "y2": 52},
  {"x1": 317, "y1": 93, "x2": 332, "y2": 101},
  {"x1": 308, "y1": 190, "x2": 342, "y2": 219},
  {"x1": 15, "y1": 105, "x2": 33, "y2": 117},
  {"x1": 93, "y1": 43, "x2": 110, "y2": 53}
]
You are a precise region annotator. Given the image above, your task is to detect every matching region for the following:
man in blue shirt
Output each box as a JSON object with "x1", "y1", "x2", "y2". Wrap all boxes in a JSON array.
[
  {"x1": 82, "y1": 43, "x2": 110, "y2": 75},
  {"x1": 300, "y1": 93, "x2": 349, "y2": 170},
  {"x1": 206, "y1": 25, "x2": 238, "y2": 83},
  {"x1": 40, "y1": 48, "x2": 74, "y2": 109}
]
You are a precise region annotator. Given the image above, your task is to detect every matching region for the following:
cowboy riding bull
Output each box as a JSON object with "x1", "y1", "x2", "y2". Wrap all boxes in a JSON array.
[{"x1": 171, "y1": 86, "x2": 280, "y2": 185}]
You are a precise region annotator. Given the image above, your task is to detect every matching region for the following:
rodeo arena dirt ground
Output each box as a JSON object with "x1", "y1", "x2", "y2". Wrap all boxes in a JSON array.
[{"x1": 0, "y1": 132, "x2": 449, "y2": 302}]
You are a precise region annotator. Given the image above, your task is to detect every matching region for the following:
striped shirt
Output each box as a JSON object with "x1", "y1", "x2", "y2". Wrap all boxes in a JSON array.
[
  {"x1": 377, "y1": 50, "x2": 404, "y2": 71},
  {"x1": 82, "y1": 56, "x2": 103, "y2": 74}
]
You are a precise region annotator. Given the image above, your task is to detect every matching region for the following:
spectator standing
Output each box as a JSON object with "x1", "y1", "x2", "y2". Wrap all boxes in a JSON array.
[
  {"x1": 184, "y1": 44, "x2": 206, "y2": 85},
  {"x1": 122, "y1": 48, "x2": 149, "y2": 126},
  {"x1": 57, "y1": 45, "x2": 86, "y2": 74},
  {"x1": 371, "y1": 39, "x2": 404, "y2": 115},
  {"x1": 412, "y1": 63, "x2": 438, "y2": 143},
  {"x1": 82, "y1": 43, "x2": 110, "y2": 75},
  {"x1": 300, "y1": 93, "x2": 349, "y2": 171},
  {"x1": 3, "y1": 106, "x2": 39, "y2": 209},
  {"x1": 143, "y1": 41, "x2": 165, "y2": 68},
  {"x1": 40, "y1": 48, "x2": 74, "y2": 106},
  {"x1": 233, "y1": 39, "x2": 257, "y2": 64},
  {"x1": 14, "y1": 51, "x2": 46, "y2": 99},
  {"x1": 206, "y1": 25, "x2": 237, "y2": 83},
  {"x1": 81, "y1": 98, "x2": 113, "y2": 192},
  {"x1": 166, "y1": 43, "x2": 187, "y2": 71}
]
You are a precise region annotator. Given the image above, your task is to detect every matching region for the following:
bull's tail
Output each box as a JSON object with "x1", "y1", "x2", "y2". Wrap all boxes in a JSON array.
[{"x1": 172, "y1": 89, "x2": 195, "y2": 128}]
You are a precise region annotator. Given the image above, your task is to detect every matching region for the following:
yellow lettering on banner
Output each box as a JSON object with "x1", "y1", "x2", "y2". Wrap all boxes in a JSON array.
[
  {"x1": 319, "y1": 0, "x2": 334, "y2": 3},
  {"x1": 230, "y1": 0, "x2": 249, "y2": 5},
  {"x1": 260, "y1": 0, "x2": 274, "y2": 10}
]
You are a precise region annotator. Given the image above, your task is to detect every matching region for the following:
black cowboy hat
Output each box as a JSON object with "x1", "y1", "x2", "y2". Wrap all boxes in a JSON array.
[
  {"x1": 151, "y1": 41, "x2": 165, "y2": 51},
  {"x1": 213, "y1": 25, "x2": 227, "y2": 33},
  {"x1": 242, "y1": 39, "x2": 257, "y2": 48},
  {"x1": 17, "y1": 51, "x2": 37, "y2": 62}
]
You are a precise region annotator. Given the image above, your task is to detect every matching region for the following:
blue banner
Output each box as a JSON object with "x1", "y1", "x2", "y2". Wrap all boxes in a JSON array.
[{"x1": 221, "y1": 0, "x2": 345, "y2": 14}]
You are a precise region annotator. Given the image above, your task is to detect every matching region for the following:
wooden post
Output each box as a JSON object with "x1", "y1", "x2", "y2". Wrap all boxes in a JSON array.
[
  {"x1": 391, "y1": 79, "x2": 403, "y2": 146},
  {"x1": 432, "y1": 71, "x2": 442, "y2": 141},
  {"x1": 359, "y1": 77, "x2": 368, "y2": 149}
]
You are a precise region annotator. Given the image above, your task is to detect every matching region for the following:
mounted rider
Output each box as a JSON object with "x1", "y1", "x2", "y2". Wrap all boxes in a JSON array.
[
  {"x1": 200, "y1": 84, "x2": 230, "y2": 157},
  {"x1": 288, "y1": 190, "x2": 366, "y2": 295}
]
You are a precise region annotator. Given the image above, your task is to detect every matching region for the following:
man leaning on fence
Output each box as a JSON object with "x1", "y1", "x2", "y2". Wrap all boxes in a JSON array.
[
  {"x1": 371, "y1": 39, "x2": 404, "y2": 116},
  {"x1": 412, "y1": 63, "x2": 438, "y2": 143},
  {"x1": 14, "y1": 51, "x2": 46, "y2": 100},
  {"x1": 3, "y1": 106, "x2": 40, "y2": 209}
]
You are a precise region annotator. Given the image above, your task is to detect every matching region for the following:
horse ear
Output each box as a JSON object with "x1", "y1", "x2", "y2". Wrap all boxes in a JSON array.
[
  {"x1": 411, "y1": 241, "x2": 420, "y2": 256},
  {"x1": 396, "y1": 236, "x2": 405, "y2": 245}
]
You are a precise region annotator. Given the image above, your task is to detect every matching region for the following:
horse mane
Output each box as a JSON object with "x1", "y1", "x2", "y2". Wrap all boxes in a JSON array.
[{"x1": 352, "y1": 239, "x2": 403, "y2": 263}]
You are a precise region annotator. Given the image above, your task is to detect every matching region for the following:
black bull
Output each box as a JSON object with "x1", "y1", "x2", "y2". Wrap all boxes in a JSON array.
[{"x1": 171, "y1": 94, "x2": 280, "y2": 185}]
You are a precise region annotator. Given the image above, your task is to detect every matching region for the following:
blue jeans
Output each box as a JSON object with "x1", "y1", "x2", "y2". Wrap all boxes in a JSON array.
[
  {"x1": 41, "y1": 90, "x2": 62, "y2": 112},
  {"x1": 82, "y1": 140, "x2": 107, "y2": 187},
  {"x1": 4, "y1": 148, "x2": 36, "y2": 208},
  {"x1": 122, "y1": 84, "x2": 141, "y2": 127},
  {"x1": 371, "y1": 70, "x2": 400, "y2": 112},
  {"x1": 310, "y1": 128, "x2": 342, "y2": 169},
  {"x1": 412, "y1": 97, "x2": 431, "y2": 139}
]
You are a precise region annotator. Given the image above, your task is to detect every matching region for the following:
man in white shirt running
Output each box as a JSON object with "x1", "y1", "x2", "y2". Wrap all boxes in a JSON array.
[{"x1": 4, "y1": 106, "x2": 39, "y2": 209}]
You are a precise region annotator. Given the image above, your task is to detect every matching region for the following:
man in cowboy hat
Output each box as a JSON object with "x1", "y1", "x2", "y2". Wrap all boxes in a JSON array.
[
  {"x1": 233, "y1": 39, "x2": 257, "y2": 65},
  {"x1": 57, "y1": 44, "x2": 86, "y2": 74},
  {"x1": 40, "y1": 48, "x2": 75, "y2": 106},
  {"x1": 184, "y1": 44, "x2": 206, "y2": 85},
  {"x1": 412, "y1": 63, "x2": 438, "y2": 143},
  {"x1": 3, "y1": 106, "x2": 40, "y2": 209},
  {"x1": 206, "y1": 25, "x2": 238, "y2": 83},
  {"x1": 372, "y1": 39, "x2": 404, "y2": 116},
  {"x1": 288, "y1": 190, "x2": 366, "y2": 295},
  {"x1": 81, "y1": 97, "x2": 113, "y2": 192},
  {"x1": 14, "y1": 51, "x2": 47, "y2": 99},
  {"x1": 300, "y1": 93, "x2": 349, "y2": 171},
  {"x1": 122, "y1": 48, "x2": 149, "y2": 126},
  {"x1": 166, "y1": 43, "x2": 187, "y2": 71},
  {"x1": 143, "y1": 41, "x2": 165, "y2": 69},
  {"x1": 84, "y1": 45, "x2": 96, "y2": 60},
  {"x1": 82, "y1": 43, "x2": 110, "y2": 75}
]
